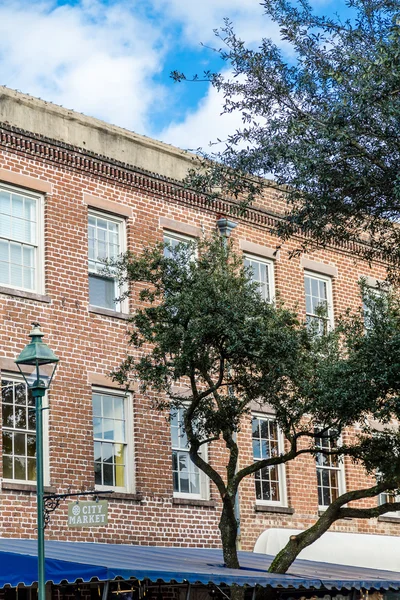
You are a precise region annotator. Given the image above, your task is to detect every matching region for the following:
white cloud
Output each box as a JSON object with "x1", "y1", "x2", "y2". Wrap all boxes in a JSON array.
[
  {"x1": 150, "y1": 0, "x2": 285, "y2": 49},
  {"x1": 158, "y1": 73, "x2": 246, "y2": 152},
  {"x1": 0, "y1": 0, "x2": 166, "y2": 133},
  {"x1": 0, "y1": 0, "x2": 345, "y2": 152}
]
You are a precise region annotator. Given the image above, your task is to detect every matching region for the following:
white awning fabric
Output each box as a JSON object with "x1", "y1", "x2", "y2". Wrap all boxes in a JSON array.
[{"x1": 254, "y1": 528, "x2": 400, "y2": 572}]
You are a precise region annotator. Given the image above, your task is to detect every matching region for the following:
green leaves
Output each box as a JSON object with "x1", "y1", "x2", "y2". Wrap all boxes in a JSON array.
[
  {"x1": 181, "y1": 0, "x2": 400, "y2": 277},
  {"x1": 111, "y1": 234, "x2": 400, "y2": 571}
]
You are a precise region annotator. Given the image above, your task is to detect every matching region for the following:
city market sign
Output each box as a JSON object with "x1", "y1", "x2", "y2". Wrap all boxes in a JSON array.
[{"x1": 68, "y1": 500, "x2": 108, "y2": 527}]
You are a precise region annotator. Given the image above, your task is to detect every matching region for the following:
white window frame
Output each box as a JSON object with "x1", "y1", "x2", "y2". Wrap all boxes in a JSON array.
[
  {"x1": 378, "y1": 491, "x2": 400, "y2": 518},
  {"x1": 252, "y1": 413, "x2": 287, "y2": 507},
  {"x1": 88, "y1": 209, "x2": 127, "y2": 312},
  {"x1": 315, "y1": 429, "x2": 345, "y2": 509},
  {"x1": 362, "y1": 286, "x2": 387, "y2": 331},
  {"x1": 244, "y1": 254, "x2": 275, "y2": 303},
  {"x1": 304, "y1": 271, "x2": 334, "y2": 333},
  {"x1": 163, "y1": 230, "x2": 195, "y2": 257},
  {"x1": 1, "y1": 373, "x2": 49, "y2": 486},
  {"x1": 0, "y1": 183, "x2": 44, "y2": 294},
  {"x1": 92, "y1": 387, "x2": 134, "y2": 494},
  {"x1": 171, "y1": 406, "x2": 209, "y2": 500}
]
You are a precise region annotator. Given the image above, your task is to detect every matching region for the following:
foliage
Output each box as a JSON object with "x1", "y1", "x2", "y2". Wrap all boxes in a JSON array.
[
  {"x1": 111, "y1": 236, "x2": 400, "y2": 573},
  {"x1": 173, "y1": 0, "x2": 400, "y2": 275}
]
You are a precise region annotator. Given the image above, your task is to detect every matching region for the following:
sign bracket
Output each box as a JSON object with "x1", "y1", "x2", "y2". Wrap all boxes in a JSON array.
[{"x1": 43, "y1": 490, "x2": 114, "y2": 528}]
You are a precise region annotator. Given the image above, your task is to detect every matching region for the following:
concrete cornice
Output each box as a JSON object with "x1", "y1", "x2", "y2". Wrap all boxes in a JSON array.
[
  {"x1": 0, "y1": 86, "x2": 196, "y2": 182},
  {"x1": 0, "y1": 121, "x2": 373, "y2": 261},
  {"x1": 0, "y1": 89, "x2": 381, "y2": 263}
]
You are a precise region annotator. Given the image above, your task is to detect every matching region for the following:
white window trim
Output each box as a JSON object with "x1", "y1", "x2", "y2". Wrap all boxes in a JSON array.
[
  {"x1": 171, "y1": 406, "x2": 209, "y2": 500},
  {"x1": 163, "y1": 230, "x2": 195, "y2": 249},
  {"x1": 244, "y1": 253, "x2": 275, "y2": 303},
  {"x1": 88, "y1": 209, "x2": 127, "y2": 313},
  {"x1": 1, "y1": 373, "x2": 49, "y2": 486},
  {"x1": 378, "y1": 491, "x2": 400, "y2": 518},
  {"x1": 315, "y1": 431, "x2": 346, "y2": 510},
  {"x1": 0, "y1": 182, "x2": 44, "y2": 295},
  {"x1": 304, "y1": 270, "x2": 334, "y2": 331},
  {"x1": 252, "y1": 412, "x2": 287, "y2": 507},
  {"x1": 362, "y1": 285, "x2": 388, "y2": 331},
  {"x1": 92, "y1": 387, "x2": 134, "y2": 494}
]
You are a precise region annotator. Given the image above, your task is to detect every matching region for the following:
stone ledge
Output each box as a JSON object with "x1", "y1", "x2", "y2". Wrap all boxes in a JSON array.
[
  {"x1": 254, "y1": 504, "x2": 295, "y2": 515},
  {"x1": 106, "y1": 492, "x2": 142, "y2": 502},
  {"x1": 378, "y1": 515, "x2": 400, "y2": 523},
  {"x1": 89, "y1": 305, "x2": 130, "y2": 320},
  {"x1": 172, "y1": 497, "x2": 216, "y2": 508},
  {"x1": 2, "y1": 482, "x2": 56, "y2": 494},
  {"x1": 0, "y1": 286, "x2": 51, "y2": 303}
]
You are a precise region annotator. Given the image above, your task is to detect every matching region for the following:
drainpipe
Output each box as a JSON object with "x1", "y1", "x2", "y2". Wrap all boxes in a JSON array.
[{"x1": 216, "y1": 217, "x2": 241, "y2": 549}]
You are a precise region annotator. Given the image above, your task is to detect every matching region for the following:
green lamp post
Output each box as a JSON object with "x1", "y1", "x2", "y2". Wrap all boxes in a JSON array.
[{"x1": 15, "y1": 323, "x2": 59, "y2": 600}]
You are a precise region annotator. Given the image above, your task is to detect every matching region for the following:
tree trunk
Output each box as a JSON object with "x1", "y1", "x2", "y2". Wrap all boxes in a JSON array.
[
  {"x1": 268, "y1": 537, "x2": 302, "y2": 574},
  {"x1": 219, "y1": 495, "x2": 240, "y2": 568},
  {"x1": 268, "y1": 519, "x2": 331, "y2": 573}
]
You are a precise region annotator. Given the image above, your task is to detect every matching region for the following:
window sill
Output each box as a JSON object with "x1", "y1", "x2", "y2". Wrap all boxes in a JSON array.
[
  {"x1": 378, "y1": 515, "x2": 400, "y2": 523},
  {"x1": 0, "y1": 286, "x2": 51, "y2": 303},
  {"x1": 173, "y1": 497, "x2": 216, "y2": 508},
  {"x1": 2, "y1": 482, "x2": 56, "y2": 493},
  {"x1": 318, "y1": 508, "x2": 352, "y2": 519},
  {"x1": 255, "y1": 504, "x2": 294, "y2": 515},
  {"x1": 89, "y1": 305, "x2": 130, "y2": 320},
  {"x1": 106, "y1": 492, "x2": 142, "y2": 502}
]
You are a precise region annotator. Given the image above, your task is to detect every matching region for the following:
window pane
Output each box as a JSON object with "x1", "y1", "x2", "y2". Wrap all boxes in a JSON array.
[
  {"x1": 316, "y1": 428, "x2": 342, "y2": 507},
  {"x1": 27, "y1": 434, "x2": 36, "y2": 457},
  {"x1": 2, "y1": 404, "x2": 13, "y2": 427},
  {"x1": 2, "y1": 378, "x2": 36, "y2": 482},
  {"x1": 3, "y1": 430, "x2": 12, "y2": 454},
  {"x1": 253, "y1": 416, "x2": 282, "y2": 503},
  {"x1": 27, "y1": 458, "x2": 36, "y2": 481},
  {"x1": 0, "y1": 190, "x2": 10, "y2": 214},
  {"x1": 246, "y1": 257, "x2": 272, "y2": 302},
  {"x1": 92, "y1": 394, "x2": 102, "y2": 416},
  {"x1": 3, "y1": 456, "x2": 12, "y2": 479},
  {"x1": 92, "y1": 393, "x2": 127, "y2": 489},
  {"x1": 103, "y1": 463, "x2": 114, "y2": 486},
  {"x1": 88, "y1": 213, "x2": 121, "y2": 309},
  {"x1": 14, "y1": 456, "x2": 26, "y2": 480},
  {"x1": 12, "y1": 194, "x2": 24, "y2": 217},
  {"x1": 14, "y1": 406, "x2": 26, "y2": 430},
  {"x1": 89, "y1": 274, "x2": 116, "y2": 309},
  {"x1": 93, "y1": 416, "x2": 102, "y2": 438},
  {"x1": 94, "y1": 462, "x2": 102, "y2": 485},
  {"x1": 14, "y1": 432, "x2": 26, "y2": 456}
]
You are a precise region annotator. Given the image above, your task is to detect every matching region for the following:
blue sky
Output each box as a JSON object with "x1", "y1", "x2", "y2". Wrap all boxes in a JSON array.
[{"x1": 0, "y1": 0, "x2": 349, "y2": 152}]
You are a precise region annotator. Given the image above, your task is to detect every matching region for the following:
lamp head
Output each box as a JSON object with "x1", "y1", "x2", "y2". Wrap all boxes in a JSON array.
[{"x1": 15, "y1": 323, "x2": 59, "y2": 391}]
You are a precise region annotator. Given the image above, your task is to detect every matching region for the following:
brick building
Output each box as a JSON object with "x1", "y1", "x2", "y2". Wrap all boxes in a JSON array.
[{"x1": 0, "y1": 86, "x2": 397, "y2": 568}]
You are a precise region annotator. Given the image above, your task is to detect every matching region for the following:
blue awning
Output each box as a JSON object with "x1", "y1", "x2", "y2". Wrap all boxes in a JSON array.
[{"x1": 0, "y1": 538, "x2": 400, "y2": 592}]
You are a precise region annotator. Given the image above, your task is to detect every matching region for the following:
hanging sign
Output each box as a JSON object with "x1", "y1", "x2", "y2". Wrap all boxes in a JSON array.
[{"x1": 67, "y1": 500, "x2": 108, "y2": 527}]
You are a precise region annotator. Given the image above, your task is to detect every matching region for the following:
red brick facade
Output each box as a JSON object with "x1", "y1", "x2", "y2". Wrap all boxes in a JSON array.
[{"x1": 0, "y1": 93, "x2": 397, "y2": 554}]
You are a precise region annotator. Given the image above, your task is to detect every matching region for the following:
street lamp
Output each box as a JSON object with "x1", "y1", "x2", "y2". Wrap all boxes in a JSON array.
[{"x1": 15, "y1": 323, "x2": 59, "y2": 600}]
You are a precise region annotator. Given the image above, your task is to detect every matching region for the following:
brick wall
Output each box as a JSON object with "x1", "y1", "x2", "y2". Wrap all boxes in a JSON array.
[{"x1": 0, "y1": 121, "x2": 396, "y2": 554}]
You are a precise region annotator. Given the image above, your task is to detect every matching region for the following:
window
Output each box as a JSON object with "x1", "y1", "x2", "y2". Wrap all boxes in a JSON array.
[
  {"x1": 0, "y1": 184, "x2": 43, "y2": 292},
  {"x1": 171, "y1": 407, "x2": 208, "y2": 498},
  {"x1": 163, "y1": 231, "x2": 192, "y2": 258},
  {"x1": 252, "y1": 415, "x2": 286, "y2": 505},
  {"x1": 244, "y1": 255, "x2": 274, "y2": 302},
  {"x1": 88, "y1": 211, "x2": 125, "y2": 311},
  {"x1": 315, "y1": 429, "x2": 345, "y2": 508},
  {"x1": 1, "y1": 377, "x2": 36, "y2": 482},
  {"x1": 92, "y1": 390, "x2": 133, "y2": 492},
  {"x1": 362, "y1": 287, "x2": 387, "y2": 331},
  {"x1": 304, "y1": 272, "x2": 333, "y2": 334},
  {"x1": 379, "y1": 491, "x2": 400, "y2": 518}
]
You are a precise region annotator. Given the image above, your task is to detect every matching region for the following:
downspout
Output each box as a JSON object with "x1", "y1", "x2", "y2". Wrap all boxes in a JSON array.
[{"x1": 216, "y1": 217, "x2": 241, "y2": 550}]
